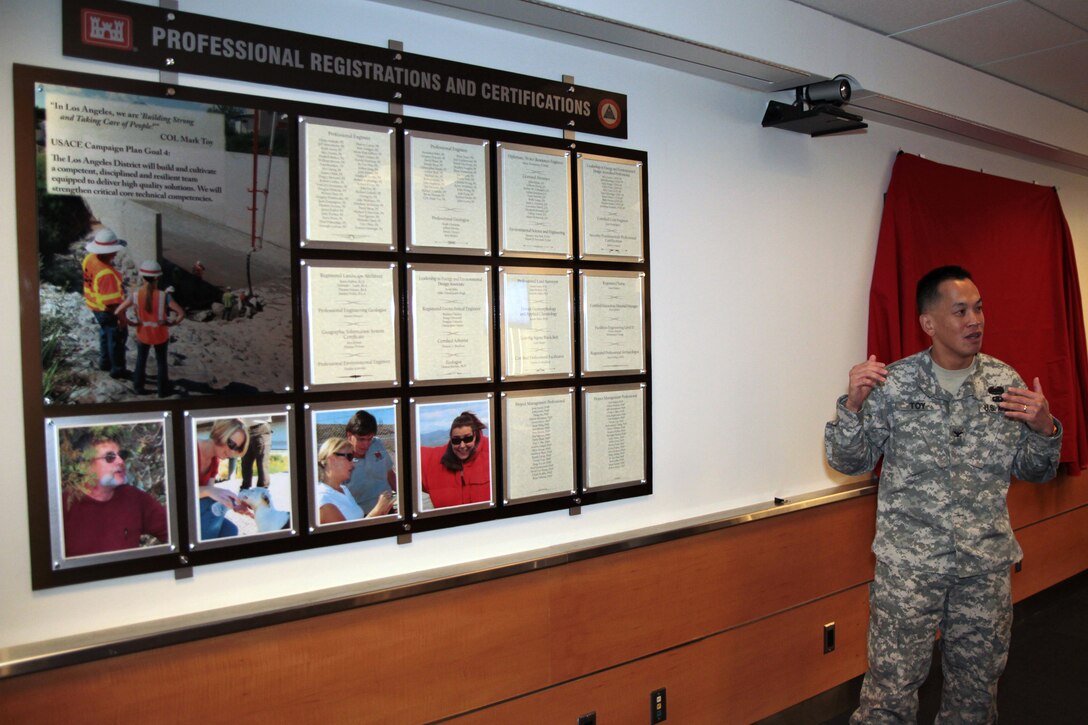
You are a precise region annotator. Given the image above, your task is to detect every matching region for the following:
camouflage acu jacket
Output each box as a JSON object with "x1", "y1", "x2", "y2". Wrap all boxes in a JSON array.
[{"x1": 825, "y1": 350, "x2": 1062, "y2": 576}]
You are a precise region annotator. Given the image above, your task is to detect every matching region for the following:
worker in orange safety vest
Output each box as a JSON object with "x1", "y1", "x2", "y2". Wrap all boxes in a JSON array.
[
  {"x1": 116, "y1": 260, "x2": 185, "y2": 397},
  {"x1": 81, "y1": 228, "x2": 128, "y2": 378}
]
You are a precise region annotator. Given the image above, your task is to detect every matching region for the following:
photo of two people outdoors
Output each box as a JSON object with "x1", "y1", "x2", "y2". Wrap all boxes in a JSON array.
[{"x1": 35, "y1": 83, "x2": 293, "y2": 405}]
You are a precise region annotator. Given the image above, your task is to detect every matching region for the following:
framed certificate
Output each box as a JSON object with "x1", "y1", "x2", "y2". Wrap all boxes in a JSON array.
[
  {"x1": 45, "y1": 412, "x2": 178, "y2": 570},
  {"x1": 497, "y1": 142, "x2": 573, "y2": 259},
  {"x1": 185, "y1": 405, "x2": 297, "y2": 550},
  {"x1": 407, "y1": 264, "x2": 494, "y2": 385},
  {"x1": 499, "y1": 267, "x2": 574, "y2": 381},
  {"x1": 300, "y1": 260, "x2": 399, "y2": 391},
  {"x1": 580, "y1": 270, "x2": 647, "y2": 376},
  {"x1": 577, "y1": 153, "x2": 644, "y2": 262},
  {"x1": 502, "y1": 388, "x2": 576, "y2": 503},
  {"x1": 299, "y1": 116, "x2": 397, "y2": 250},
  {"x1": 306, "y1": 399, "x2": 402, "y2": 531},
  {"x1": 405, "y1": 130, "x2": 490, "y2": 255},
  {"x1": 410, "y1": 394, "x2": 495, "y2": 517},
  {"x1": 582, "y1": 383, "x2": 646, "y2": 491}
]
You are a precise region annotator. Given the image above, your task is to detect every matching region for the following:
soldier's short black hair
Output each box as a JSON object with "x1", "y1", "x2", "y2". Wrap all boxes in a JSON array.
[
  {"x1": 345, "y1": 409, "x2": 377, "y2": 436},
  {"x1": 917, "y1": 265, "x2": 973, "y2": 314}
]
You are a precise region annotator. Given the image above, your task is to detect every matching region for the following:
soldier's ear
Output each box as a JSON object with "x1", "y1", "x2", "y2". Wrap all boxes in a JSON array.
[{"x1": 919, "y1": 313, "x2": 935, "y2": 337}]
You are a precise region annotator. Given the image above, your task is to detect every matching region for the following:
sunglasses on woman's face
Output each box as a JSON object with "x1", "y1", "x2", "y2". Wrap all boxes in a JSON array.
[
  {"x1": 450, "y1": 434, "x2": 475, "y2": 446},
  {"x1": 93, "y1": 450, "x2": 130, "y2": 463},
  {"x1": 332, "y1": 451, "x2": 355, "y2": 461},
  {"x1": 225, "y1": 437, "x2": 245, "y2": 452}
]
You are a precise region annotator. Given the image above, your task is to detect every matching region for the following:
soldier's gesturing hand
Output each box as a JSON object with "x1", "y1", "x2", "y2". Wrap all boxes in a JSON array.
[
  {"x1": 846, "y1": 354, "x2": 888, "y2": 413},
  {"x1": 999, "y1": 377, "x2": 1056, "y2": 435}
]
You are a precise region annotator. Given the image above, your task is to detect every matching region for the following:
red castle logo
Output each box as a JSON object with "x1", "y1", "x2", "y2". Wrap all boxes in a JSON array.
[{"x1": 82, "y1": 9, "x2": 133, "y2": 51}]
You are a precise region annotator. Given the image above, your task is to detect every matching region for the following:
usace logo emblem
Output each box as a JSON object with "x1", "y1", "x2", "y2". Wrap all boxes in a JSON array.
[
  {"x1": 597, "y1": 98, "x2": 622, "y2": 130},
  {"x1": 82, "y1": 9, "x2": 133, "y2": 51}
]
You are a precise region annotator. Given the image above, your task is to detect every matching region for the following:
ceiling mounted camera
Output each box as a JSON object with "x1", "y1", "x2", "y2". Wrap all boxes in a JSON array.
[
  {"x1": 803, "y1": 77, "x2": 852, "y2": 105},
  {"x1": 761, "y1": 74, "x2": 867, "y2": 138}
]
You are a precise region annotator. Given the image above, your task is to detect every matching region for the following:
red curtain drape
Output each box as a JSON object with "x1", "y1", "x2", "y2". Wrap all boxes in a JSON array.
[{"x1": 869, "y1": 152, "x2": 1088, "y2": 468}]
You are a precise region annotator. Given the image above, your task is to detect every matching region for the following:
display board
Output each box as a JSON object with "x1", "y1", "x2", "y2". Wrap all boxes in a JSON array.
[{"x1": 15, "y1": 64, "x2": 651, "y2": 588}]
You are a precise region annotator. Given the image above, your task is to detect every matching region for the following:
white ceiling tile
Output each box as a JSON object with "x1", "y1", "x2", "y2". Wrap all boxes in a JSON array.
[
  {"x1": 789, "y1": 0, "x2": 1004, "y2": 34},
  {"x1": 1029, "y1": 0, "x2": 1088, "y2": 30},
  {"x1": 981, "y1": 40, "x2": 1088, "y2": 107},
  {"x1": 895, "y1": 1, "x2": 1087, "y2": 66}
]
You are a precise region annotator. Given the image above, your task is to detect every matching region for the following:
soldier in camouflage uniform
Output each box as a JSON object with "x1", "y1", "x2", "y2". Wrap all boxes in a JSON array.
[{"x1": 825, "y1": 266, "x2": 1062, "y2": 723}]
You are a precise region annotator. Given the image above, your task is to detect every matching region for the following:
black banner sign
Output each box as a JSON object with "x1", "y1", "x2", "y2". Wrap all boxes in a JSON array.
[{"x1": 61, "y1": 0, "x2": 628, "y2": 138}]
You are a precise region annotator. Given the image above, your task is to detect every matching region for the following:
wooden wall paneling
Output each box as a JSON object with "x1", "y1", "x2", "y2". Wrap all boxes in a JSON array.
[
  {"x1": 14, "y1": 494, "x2": 1088, "y2": 723},
  {"x1": 0, "y1": 496, "x2": 878, "y2": 722},
  {"x1": 450, "y1": 585, "x2": 871, "y2": 725},
  {"x1": 1011, "y1": 504, "x2": 1088, "y2": 602},
  {"x1": 0, "y1": 572, "x2": 557, "y2": 723},
  {"x1": 1008, "y1": 470, "x2": 1088, "y2": 528},
  {"x1": 549, "y1": 495, "x2": 877, "y2": 679}
]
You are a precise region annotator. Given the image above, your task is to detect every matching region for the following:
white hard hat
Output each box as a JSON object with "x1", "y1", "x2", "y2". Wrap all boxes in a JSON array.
[
  {"x1": 85, "y1": 228, "x2": 125, "y2": 254},
  {"x1": 139, "y1": 260, "x2": 163, "y2": 278}
]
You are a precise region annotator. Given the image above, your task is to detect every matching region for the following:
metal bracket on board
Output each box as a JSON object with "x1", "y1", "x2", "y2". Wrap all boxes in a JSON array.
[
  {"x1": 174, "y1": 554, "x2": 194, "y2": 580},
  {"x1": 159, "y1": 0, "x2": 180, "y2": 86},
  {"x1": 389, "y1": 40, "x2": 405, "y2": 117},
  {"x1": 563, "y1": 74, "x2": 576, "y2": 141}
]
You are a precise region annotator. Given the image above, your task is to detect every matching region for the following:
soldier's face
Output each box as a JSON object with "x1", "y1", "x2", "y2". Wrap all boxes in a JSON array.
[{"x1": 920, "y1": 278, "x2": 984, "y2": 368}]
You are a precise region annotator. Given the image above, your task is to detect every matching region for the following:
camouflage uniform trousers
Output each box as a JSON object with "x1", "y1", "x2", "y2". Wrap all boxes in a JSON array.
[{"x1": 851, "y1": 560, "x2": 1012, "y2": 724}]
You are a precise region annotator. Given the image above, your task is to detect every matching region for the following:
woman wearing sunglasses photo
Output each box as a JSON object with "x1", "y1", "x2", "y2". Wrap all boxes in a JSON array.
[
  {"x1": 419, "y1": 410, "x2": 491, "y2": 509},
  {"x1": 315, "y1": 437, "x2": 361, "y2": 524},
  {"x1": 315, "y1": 437, "x2": 396, "y2": 525},
  {"x1": 196, "y1": 418, "x2": 253, "y2": 539}
]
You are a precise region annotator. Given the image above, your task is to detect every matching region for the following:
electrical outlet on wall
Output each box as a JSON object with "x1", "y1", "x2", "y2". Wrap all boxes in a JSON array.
[
  {"x1": 824, "y1": 622, "x2": 836, "y2": 653},
  {"x1": 651, "y1": 687, "x2": 667, "y2": 722}
]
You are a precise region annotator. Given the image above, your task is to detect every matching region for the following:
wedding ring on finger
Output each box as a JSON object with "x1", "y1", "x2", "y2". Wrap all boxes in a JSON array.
[{"x1": 1023, "y1": 404, "x2": 1028, "y2": 412}]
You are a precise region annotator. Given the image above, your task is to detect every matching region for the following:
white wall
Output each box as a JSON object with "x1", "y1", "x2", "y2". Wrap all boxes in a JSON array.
[{"x1": 2, "y1": 0, "x2": 1087, "y2": 648}]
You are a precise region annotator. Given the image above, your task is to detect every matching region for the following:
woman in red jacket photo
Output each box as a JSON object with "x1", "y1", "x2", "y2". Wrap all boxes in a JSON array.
[{"x1": 418, "y1": 410, "x2": 491, "y2": 509}]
